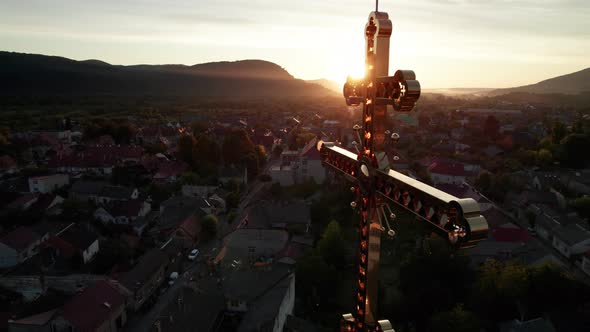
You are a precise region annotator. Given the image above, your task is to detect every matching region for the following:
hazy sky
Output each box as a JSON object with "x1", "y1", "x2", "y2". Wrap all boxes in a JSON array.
[{"x1": 1, "y1": 0, "x2": 588, "y2": 88}]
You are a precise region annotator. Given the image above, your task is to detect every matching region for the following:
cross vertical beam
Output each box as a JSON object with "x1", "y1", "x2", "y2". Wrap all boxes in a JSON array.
[{"x1": 324, "y1": 4, "x2": 488, "y2": 332}]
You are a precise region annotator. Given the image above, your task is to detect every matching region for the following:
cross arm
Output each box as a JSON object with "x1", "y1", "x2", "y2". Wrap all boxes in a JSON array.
[
  {"x1": 375, "y1": 168, "x2": 488, "y2": 248},
  {"x1": 318, "y1": 142, "x2": 488, "y2": 249},
  {"x1": 343, "y1": 70, "x2": 421, "y2": 112}
]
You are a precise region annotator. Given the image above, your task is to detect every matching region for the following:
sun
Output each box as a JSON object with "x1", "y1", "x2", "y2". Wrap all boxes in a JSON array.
[{"x1": 326, "y1": 49, "x2": 366, "y2": 86}]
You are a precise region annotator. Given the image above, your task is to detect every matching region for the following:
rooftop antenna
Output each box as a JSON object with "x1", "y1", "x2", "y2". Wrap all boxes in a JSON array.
[{"x1": 375, "y1": 0, "x2": 378, "y2": 12}]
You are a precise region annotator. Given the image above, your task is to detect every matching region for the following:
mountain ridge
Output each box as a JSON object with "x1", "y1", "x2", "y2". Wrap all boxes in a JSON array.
[
  {"x1": 0, "y1": 51, "x2": 333, "y2": 97},
  {"x1": 489, "y1": 67, "x2": 590, "y2": 96}
]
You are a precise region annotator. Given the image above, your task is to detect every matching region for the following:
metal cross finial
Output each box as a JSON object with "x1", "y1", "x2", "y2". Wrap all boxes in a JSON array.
[{"x1": 319, "y1": 4, "x2": 488, "y2": 332}]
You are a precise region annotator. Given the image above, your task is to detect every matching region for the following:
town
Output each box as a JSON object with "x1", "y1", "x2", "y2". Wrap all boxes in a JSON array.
[{"x1": 0, "y1": 91, "x2": 588, "y2": 332}]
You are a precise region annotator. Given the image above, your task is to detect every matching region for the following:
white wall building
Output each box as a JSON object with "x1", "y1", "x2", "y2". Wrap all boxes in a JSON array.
[
  {"x1": 28, "y1": 174, "x2": 69, "y2": 193},
  {"x1": 552, "y1": 223, "x2": 590, "y2": 259}
]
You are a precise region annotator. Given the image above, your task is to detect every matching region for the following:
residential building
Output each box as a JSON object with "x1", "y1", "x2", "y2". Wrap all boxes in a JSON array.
[
  {"x1": 275, "y1": 138, "x2": 325, "y2": 186},
  {"x1": 70, "y1": 180, "x2": 138, "y2": 204},
  {"x1": 247, "y1": 201, "x2": 311, "y2": 229},
  {"x1": 118, "y1": 249, "x2": 169, "y2": 311},
  {"x1": 269, "y1": 165, "x2": 295, "y2": 186},
  {"x1": 427, "y1": 160, "x2": 466, "y2": 185},
  {"x1": 499, "y1": 318, "x2": 556, "y2": 332},
  {"x1": 0, "y1": 155, "x2": 18, "y2": 175},
  {"x1": 94, "y1": 200, "x2": 151, "y2": 225},
  {"x1": 217, "y1": 229, "x2": 289, "y2": 266},
  {"x1": 7, "y1": 309, "x2": 62, "y2": 332},
  {"x1": 56, "y1": 224, "x2": 100, "y2": 264},
  {"x1": 61, "y1": 280, "x2": 127, "y2": 332},
  {"x1": 28, "y1": 174, "x2": 69, "y2": 193},
  {"x1": 0, "y1": 227, "x2": 48, "y2": 268},
  {"x1": 223, "y1": 264, "x2": 295, "y2": 332},
  {"x1": 552, "y1": 223, "x2": 590, "y2": 259},
  {"x1": 174, "y1": 215, "x2": 202, "y2": 247}
]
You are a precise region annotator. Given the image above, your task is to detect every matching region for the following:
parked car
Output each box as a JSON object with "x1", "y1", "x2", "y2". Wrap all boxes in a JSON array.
[{"x1": 188, "y1": 248, "x2": 200, "y2": 261}]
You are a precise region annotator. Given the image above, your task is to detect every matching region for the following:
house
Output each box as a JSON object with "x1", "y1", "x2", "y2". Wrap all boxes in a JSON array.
[
  {"x1": 70, "y1": 180, "x2": 138, "y2": 205},
  {"x1": 94, "y1": 200, "x2": 151, "y2": 225},
  {"x1": 216, "y1": 229, "x2": 289, "y2": 266},
  {"x1": 270, "y1": 165, "x2": 295, "y2": 186},
  {"x1": 48, "y1": 145, "x2": 144, "y2": 175},
  {"x1": 219, "y1": 166, "x2": 248, "y2": 185},
  {"x1": 297, "y1": 138, "x2": 325, "y2": 184},
  {"x1": 427, "y1": 160, "x2": 466, "y2": 185},
  {"x1": 69, "y1": 180, "x2": 109, "y2": 202},
  {"x1": 5, "y1": 193, "x2": 40, "y2": 211},
  {"x1": 96, "y1": 185, "x2": 139, "y2": 204},
  {"x1": 145, "y1": 280, "x2": 225, "y2": 332},
  {"x1": 29, "y1": 194, "x2": 65, "y2": 215},
  {"x1": 28, "y1": 174, "x2": 69, "y2": 194},
  {"x1": 153, "y1": 161, "x2": 190, "y2": 184},
  {"x1": 159, "y1": 196, "x2": 211, "y2": 228},
  {"x1": 0, "y1": 227, "x2": 49, "y2": 268},
  {"x1": 224, "y1": 265, "x2": 295, "y2": 332},
  {"x1": 118, "y1": 248, "x2": 169, "y2": 311},
  {"x1": 499, "y1": 318, "x2": 556, "y2": 332},
  {"x1": 247, "y1": 201, "x2": 311, "y2": 229},
  {"x1": 174, "y1": 215, "x2": 202, "y2": 247},
  {"x1": 551, "y1": 223, "x2": 590, "y2": 259},
  {"x1": 275, "y1": 138, "x2": 325, "y2": 186},
  {"x1": 55, "y1": 224, "x2": 100, "y2": 264},
  {"x1": 0, "y1": 155, "x2": 18, "y2": 175},
  {"x1": 62, "y1": 280, "x2": 127, "y2": 332},
  {"x1": 7, "y1": 309, "x2": 62, "y2": 332}
]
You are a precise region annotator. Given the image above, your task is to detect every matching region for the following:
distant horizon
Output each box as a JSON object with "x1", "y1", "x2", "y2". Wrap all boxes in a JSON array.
[
  {"x1": 2, "y1": 0, "x2": 588, "y2": 89},
  {"x1": 3, "y1": 49, "x2": 588, "y2": 91}
]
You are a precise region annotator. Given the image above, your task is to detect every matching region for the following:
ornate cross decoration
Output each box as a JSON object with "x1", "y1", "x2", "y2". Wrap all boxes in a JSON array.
[{"x1": 317, "y1": 5, "x2": 489, "y2": 332}]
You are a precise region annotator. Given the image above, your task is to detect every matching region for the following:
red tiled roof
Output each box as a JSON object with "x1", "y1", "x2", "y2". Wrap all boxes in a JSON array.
[
  {"x1": 29, "y1": 194, "x2": 59, "y2": 211},
  {"x1": 62, "y1": 280, "x2": 125, "y2": 332},
  {"x1": 45, "y1": 235, "x2": 77, "y2": 258},
  {"x1": 0, "y1": 155, "x2": 17, "y2": 170},
  {"x1": 428, "y1": 161, "x2": 465, "y2": 176},
  {"x1": 178, "y1": 215, "x2": 201, "y2": 240},
  {"x1": 48, "y1": 145, "x2": 143, "y2": 168},
  {"x1": 0, "y1": 227, "x2": 40, "y2": 252},
  {"x1": 491, "y1": 227, "x2": 531, "y2": 243}
]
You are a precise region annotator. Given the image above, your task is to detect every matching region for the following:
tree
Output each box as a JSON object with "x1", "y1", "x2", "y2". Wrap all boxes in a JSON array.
[
  {"x1": 475, "y1": 171, "x2": 493, "y2": 192},
  {"x1": 222, "y1": 129, "x2": 255, "y2": 165},
  {"x1": 178, "y1": 134, "x2": 196, "y2": 165},
  {"x1": 317, "y1": 220, "x2": 347, "y2": 268},
  {"x1": 201, "y1": 214, "x2": 218, "y2": 239},
  {"x1": 272, "y1": 145, "x2": 284, "y2": 159},
  {"x1": 295, "y1": 251, "x2": 338, "y2": 310},
  {"x1": 484, "y1": 115, "x2": 499, "y2": 139},
  {"x1": 552, "y1": 121, "x2": 567, "y2": 145},
  {"x1": 226, "y1": 192, "x2": 240, "y2": 211},
  {"x1": 537, "y1": 148, "x2": 553, "y2": 166},
  {"x1": 254, "y1": 145, "x2": 268, "y2": 167},
  {"x1": 429, "y1": 304, "x2": 480, "y2": 332}
]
